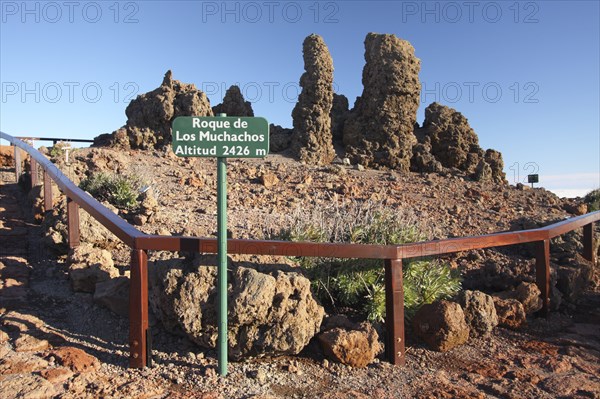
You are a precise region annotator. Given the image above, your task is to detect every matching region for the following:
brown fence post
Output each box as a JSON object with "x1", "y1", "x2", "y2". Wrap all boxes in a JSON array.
[
  {"x1": 30, "y1": 158, "x2": 39, "y2": 188},
  {"x1": 583, "y1": 223, "x2": 596, "y2": 264},
  {"x1": 535, "y1": 240, "x2": 550, "y2": 316},
  {"x1": 385, "y1": 258, "x2": 406, "y2": 366},
  {"x1": 66, "y1": 197, "x2": 80, "y2": 249},
  {"x1": 129, "y1": 248, "x2": 149, "y2": 368},
  {"x1": 43, "y1": 172, "x2": 52, "y2": 212},
  {"x1": 14, "y1": 145, "x2": 22, "y2": 182}
]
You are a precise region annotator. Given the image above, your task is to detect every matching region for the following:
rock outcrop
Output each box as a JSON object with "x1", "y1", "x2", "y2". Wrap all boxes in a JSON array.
[
  {"x1": 414, "y1": 103, "x2": 506, "y2": 183},
  {"x1": 343, "y1": 33, "x2": 421, "y2": 171},
  {"x1": 331, "y1": 94, "x2": 350, "y2": 142},
  {"x1": 149, "y1": 255, "x2": 324, "y2": 359},
  {"x1": 94, "y1": 70, "x2": 213, "y2": 149},
  {"x1": 291, "y1": 34, "x2": 336, "y2": 165},
  {"x1": 212, "y1": 85, "x2": 254, "y2": 117},
  {"x1": 269, "y1": 124, "x2": 293, "y2": 153}
]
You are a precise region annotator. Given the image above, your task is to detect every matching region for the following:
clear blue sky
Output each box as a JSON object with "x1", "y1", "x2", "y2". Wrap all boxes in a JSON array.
[{"x1": 1, "y1": 0, "x2": 598, "y2": 197}]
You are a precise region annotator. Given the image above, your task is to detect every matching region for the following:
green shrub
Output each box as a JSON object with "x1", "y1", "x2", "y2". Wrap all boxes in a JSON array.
[
  {"x1": 584, "y1": 188, "x2": 600, "y2": 212},
  {"x1": 271, "y1": 202, "x2": 462, "y2": 322},
  {"x1": 49, "y1": 141, "x2": 72, "y2": 160},
  {"x1": 79, "y1": 172, "x2": 143, "y2": 210}
]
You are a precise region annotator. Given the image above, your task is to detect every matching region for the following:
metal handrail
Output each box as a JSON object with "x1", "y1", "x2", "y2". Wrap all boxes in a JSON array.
[{"x1": 1, "y1": 130, "x2": 598, "y2": 370}]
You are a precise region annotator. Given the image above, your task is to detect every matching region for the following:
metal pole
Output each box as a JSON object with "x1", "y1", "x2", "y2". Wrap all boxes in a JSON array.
[{"x1": 217, "y1": 155, "x2": 228, "y2": 376}]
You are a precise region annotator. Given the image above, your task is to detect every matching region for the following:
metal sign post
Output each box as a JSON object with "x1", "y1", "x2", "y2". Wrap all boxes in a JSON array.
[
  {"x1": 216, "y1": 154, "x2": 228, "y2": 376},
  {"x1": 172, "y1": 114, "x2": 269, "y2": 376}
]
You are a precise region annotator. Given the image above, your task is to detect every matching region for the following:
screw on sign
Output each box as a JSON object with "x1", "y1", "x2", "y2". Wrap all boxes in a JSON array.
[{"x1": 171, "y1": 114, "x2": 269, "y2": 376}]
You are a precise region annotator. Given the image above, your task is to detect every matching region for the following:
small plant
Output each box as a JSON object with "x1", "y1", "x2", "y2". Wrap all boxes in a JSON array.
[
  {"x1": 271, "y1": 201, "x2": 462, "y2": 322},
  {"x1": 49, "y1": 141, "x2": 71, "y2": 160},
  {"x1": 79, "y1": 172, "x2": 143, "y2": 210},
  {"x1": 584, "y1": 188, "x2": 600, "y2": 212},
  {"x1": 403, "y1": 260, "x2": 462, "y2": 320}
]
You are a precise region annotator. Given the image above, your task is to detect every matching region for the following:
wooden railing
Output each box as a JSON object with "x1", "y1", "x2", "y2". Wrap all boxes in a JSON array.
[{"x1": 1, "y1": 131, "x2": 598, "y2": 369}]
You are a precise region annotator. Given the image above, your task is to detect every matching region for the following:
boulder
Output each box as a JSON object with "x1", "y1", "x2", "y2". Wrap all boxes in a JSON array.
[
  {"x1": 556, "y1": 260, "x2": 594, "y2": 302},
  {"x1": 493, "y1": 298, "x2": 527, "y2": 329},
  {"x1": 343, "y1": 33, "x2": 421, "y2": 171},
  {"x1": 459, "y1": 290, "x2": 498, "y2": 337},
  {"x1": 514, "y1": 282, "x2": 543, "y2": 314},
  {"x1": 149, "y1": 255, "x2": 324, "y2": 359},
  {"x1": 412, "y1": 301, "x2": 470, "y2": 352},
  {"x1": 318, "y1": 322, "x2": 382, "y2": 368},
  {"x1": 291, "y1": 34, "x2": 336, "y2": 165},
  {"x1": 93, "y1": 277, "x2": 130, "y2": 317},
  {"x1": 212, "y1": 85, "x2": 254, "y2": 117},
  {"x1": 68, "y1": 244, "x2": 119, "y2": 293}
]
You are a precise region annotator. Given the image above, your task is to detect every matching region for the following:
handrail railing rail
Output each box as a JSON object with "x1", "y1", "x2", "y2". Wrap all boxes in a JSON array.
[{"x1": 1, "y1": 130, "x2": 597, "y2": 370}]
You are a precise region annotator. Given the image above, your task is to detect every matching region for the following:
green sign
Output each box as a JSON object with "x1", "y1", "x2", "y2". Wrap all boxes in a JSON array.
[
  {"x1": 172, "y1": 116, "x2": 269, "y2": 158},
  {"x1": 528, "y1": 174, "x2": 539, "y2": 184}
]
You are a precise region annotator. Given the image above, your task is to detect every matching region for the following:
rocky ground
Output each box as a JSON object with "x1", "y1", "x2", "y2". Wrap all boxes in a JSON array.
[{"x1": 1, "y1": 146, "x2": 600, "y2": 398}]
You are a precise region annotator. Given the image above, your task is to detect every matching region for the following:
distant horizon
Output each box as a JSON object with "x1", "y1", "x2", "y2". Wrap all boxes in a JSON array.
[{"x1": 1, "y1": 1, "x2": 598, "y2": 197}]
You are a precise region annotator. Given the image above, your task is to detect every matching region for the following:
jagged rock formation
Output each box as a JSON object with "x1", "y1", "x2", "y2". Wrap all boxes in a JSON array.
[
  {"x1": 291, "y1": 34, "x2": 336, "y2": 165},
  {"x1": 94, "y1": 71, "x2": 213, "y2": 149},
  {"x1": 343, "y1": 33, "x2": 421, "y2": 171},
  {"x1": 212, "y1": 85, "x2": 254, "y2": 117},
  {"x1": 413, "y1": 102, "x2": 506, "y2": 183},
  {"x1": 149, "y1": 255, "x2": 324, "y2": 360},
  {"x1": 331, "y1": 94, "x2": 350, "y2": 142},
  {"x1": 269, "y1": 124, "x2": 293, "y2": 153}
]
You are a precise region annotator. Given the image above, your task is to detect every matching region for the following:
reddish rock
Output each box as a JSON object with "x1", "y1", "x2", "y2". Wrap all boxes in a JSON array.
[
  {"x1": 50, "y1": 347, "x2": 100, "y2": 373},
  {"x1": 493, "y1": 298, "x2": 526, "y2": 329},
  {"x1": 318, "y1": 322, "x2": 382, "y2": 368},
  {"x1": 413, "y1": 301, "x2": 470, "y2": 352}
]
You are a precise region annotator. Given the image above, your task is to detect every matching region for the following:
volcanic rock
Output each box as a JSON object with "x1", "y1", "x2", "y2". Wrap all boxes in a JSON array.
[
  {"x1": 493, "y1": 297, "x2": 527, "y2": 329},
  {"x1": 459, "y1": 290, "x2": 498, "y2": 337},
  {"x1": 416, "y1": 103, "x2": 506, "y2": 183},
  {"x1": 68, "y1": 243, "x2": 119, "y2": 293},
  {"x1": 94, "y1": 70, "x2": 213, "y2": 149},
  {"x1": 343, "y1": 33, "x2": 421, "y2": 171},
  {"x1": 148, "y1": 255, "x2": 324, "y2": 359},
  {"x1": 331, "y1": 93, "x2": 350, "y2": 142},
  {"x1": 212, "y1": 85, "x2": 254, "y2": 117},
  {"x1": 291, "y1": 34, "x2": 336, "y2": 165},
  {"x1": 413, "y1": 301, "x2": 470, "y2": 352},
  {"x1": 318, "y1": 322, "x2": 382, "y2": 368},
  {"x1": 269, "y1": 124, "x2": 293, "y2": 153}
]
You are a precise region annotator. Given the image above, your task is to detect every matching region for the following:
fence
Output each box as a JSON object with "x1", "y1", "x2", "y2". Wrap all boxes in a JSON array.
[{"x1": 1, "y1": 131, "x2": 598, "y2": 369}]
